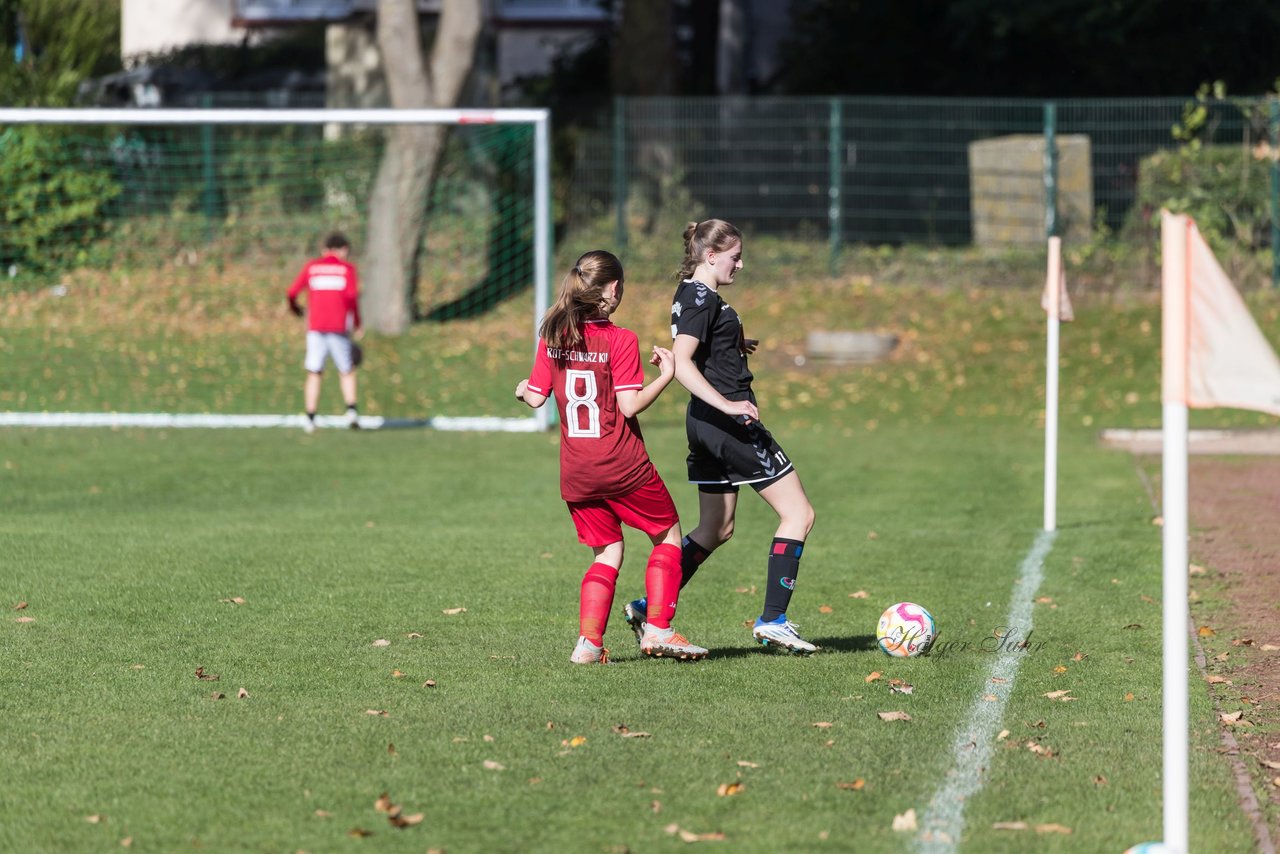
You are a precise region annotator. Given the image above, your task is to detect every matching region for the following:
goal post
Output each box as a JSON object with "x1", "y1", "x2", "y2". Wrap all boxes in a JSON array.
[{"x1": 0, "y1": 107, "x2": 552, "y2": 432}]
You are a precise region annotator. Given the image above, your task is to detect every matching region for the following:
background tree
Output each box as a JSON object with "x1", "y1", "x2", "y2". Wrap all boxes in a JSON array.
[
  {"x1": 363, "y1": 0, "x2": 481, "y2": 335},
  {"x1": 0, "y1": 0, "x2": 120, "y2": 105}
]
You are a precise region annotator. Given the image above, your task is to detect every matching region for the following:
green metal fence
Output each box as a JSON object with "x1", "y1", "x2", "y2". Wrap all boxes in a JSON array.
[{"x1": 567, "y1": 95, "x2": 1280, "y2": 283}]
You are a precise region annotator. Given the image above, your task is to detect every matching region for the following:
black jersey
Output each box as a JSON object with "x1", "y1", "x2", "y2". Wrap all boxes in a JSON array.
[{"x1": 671, "y1": 279, "x2": 754, "y2": 402}]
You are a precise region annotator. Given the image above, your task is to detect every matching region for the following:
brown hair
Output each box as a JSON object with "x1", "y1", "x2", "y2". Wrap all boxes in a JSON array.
[
  {"x1": 679, "y1": 219, "x2": 742, "y2": 280},
  {"x1": 323, "y1": 231, "x2": 351, "y2": 251},
  {"x1": 539, "y1": 250, "x2": 625, "y2": 350}
]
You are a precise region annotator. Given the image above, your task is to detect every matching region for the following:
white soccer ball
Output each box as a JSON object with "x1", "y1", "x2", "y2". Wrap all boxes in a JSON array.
[{"x1": 876, "y1": 601, "x2": 936, "y2": 657}]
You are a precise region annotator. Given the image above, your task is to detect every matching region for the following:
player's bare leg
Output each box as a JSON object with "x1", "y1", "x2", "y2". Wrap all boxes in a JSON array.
[
  {"x1": 339, "y1": 370, "x2": 359, "y2": 428},
  {"x1": 303, "y1": 371, "x2": 323, "y2": 433}
]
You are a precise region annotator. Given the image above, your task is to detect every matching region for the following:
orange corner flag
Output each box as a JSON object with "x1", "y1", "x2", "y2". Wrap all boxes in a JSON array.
[
  {"x1": 1174, "y1": 214, "x2": 1280, "y2": 415},
  {"x1": 1041, "y1": 237, "x2": 1075, "y2": 322}
]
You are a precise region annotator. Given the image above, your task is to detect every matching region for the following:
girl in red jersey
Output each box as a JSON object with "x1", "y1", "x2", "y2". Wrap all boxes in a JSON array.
[{"x1": 516, "y1": 250, "x2": 708, "y2": 664}]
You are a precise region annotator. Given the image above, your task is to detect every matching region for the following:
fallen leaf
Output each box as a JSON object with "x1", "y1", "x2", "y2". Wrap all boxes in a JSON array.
[
  {"x1": 652, "y1": 800, "x2": 662, "y2": 813},
  {"x1": 1198, "y1": 626, "x2": 1216, "y2": 638},
  {"x1": 348, "y1": 828, "x2": 374, "y2": 838},
  {"x1": 1093, "y1": 775, "x2": 1108, "y2": 786},
  {"x1": 1042, "y1": 690, "x2": 1075, "y2": 701},
  {"x1": 736, "y1": 761, "x2": 759, "y2": 768},
  {"x1": 877, "y1": 711, "x2": 911, "y2": 722},
  {"x1": 1052, "y1": 666, "x2": 1068, "y2": 674},
  {"x1": 194, "y1": 667, "x2": 219, "y2": 681},
  {"x1": 865, "y1": 671, "x2": 882, "y2": 683},
  {"x1": 422, "y1": 679, "x2": 437, "y2": 688},
  {"x1": 442, "y1": 607, "x2": 467, "y2": 616},
  {"x1": 812, "y1": 722, "x2": 834, "y2": 729},
  {"x1": 991, "y1": 677, "x2": 1008, "y2": 684},
  {"x1": 992, "y1": 821, "x2": 1029, "y2": 831},
  {"x1": 365, "y1": 709, "x2": 389, "y2": 717},
  {"x1": 483, "y1": 734, "x2": 495, "y2": 742},
  {"x1": 14, "y1": 616, "x2": 34, "y2": 623},
  {"x1": 678, "y1": 828, "x2": 726, "y2": 842},
  {"x1": 129, "y1": 665, "x2": 145, "y2": 670},
  {"x1": 1261, "y1": 644, "x2": 1280, "y2": 651},
  {"x1": 835, "y1": 779, "x2": 865, "y2": 791},
  {"x1": 1124, "y1": 692, "x2": 1134, "y2": 702},
  {"x1": 562, "y1": 735, "x2": 587, "y2": 747},
  {"x1": 210, "y1": 692, "x2": 225, "y2": 700},
  {"x1": 818, "y1": 604, "x2": 834, "y2": 614},
  {"x1": 13, "y1": 602, "x2": 28, "y2": 610},
  {"x1": 1215, "y1": 651, "x2": 1230, "y2": 662},
  {"x1": 85, "y1": 815, "x2": 103, "y2": 824},
  {"x1": 387, "y1": 743, "x2": 396, "y2": 756},
  {"x1": 849, "y1": 591, "x2": 869, "y2": 599},
  {"x1": 996, "y1": 729, "x2": 1010, "y2": 741},
  {"x1": 389, "y1": 812, "x2": 424, "y2": 828},
  {"x1": 1071, "y1": 652, "x2": 1087, "y2": 662},
  {"x1": 1260, "y1": 759, "x2": 1280, "y2": 771},
  {"x1": 892, "y1": 809, "x2": 917, "y2": 832},
  {"x1": 1233, "y1": 637, "x2": 1255, "y2": 647},
  {"x1": 1036, "y1": 823, "x2": 1072, "y2": 835},
  {"x1": 619, "y1": 730, "x2": 651, "y2": 738},
  {"x1": 218, "y1": 597, "x2": 246, "y2": 605},
  {"x1": 374, "y1": 793, "x2": 394, "y2": 813},
  {"x1": 867, "y1": 531, "x2": 879, "y2": 540},
  {"x1": 1035, "y1": 596, "x2": 1053, "y2": 604},
  {"x1": 483, "y1": 760, "x2": 505, "y2": 770},
  {"x1": 1122, "y1": 623, "x2": 1143, "y2": 630},
  {"x1": 1189, "y1": 563, "x2": 1207, "y2": 575},
  {"x1": 983, "y1": 694, "x2": 998, "y2": 702},
  {"x1": 372, "y1": 639, "x2": 391, "y2": 648},
  {"x1": 237, "y1": 687, "x2": 249, "y2": 700},
  {"x1": 391, "y1": 670, "x2": 406, "y2": 678},
  {"x1": 1152, "y1": 515, "x2": 1163, "y2": 526},
  {"x1": 313, "y1": 810, "x2": 332, "y2": 818},
  {"x1": 716, "y1": 782, "x2": 744, "y2": 797},
  {"x1": 1220, "y1": 711, "x2": 1248, "y2": 725},
  {"x1": 405, "y1": 632, "x2": 424, "y2": 639},
  {"x1": 889, "y1": 680, "x2": 914, "y2": 695},
  {"x1": 120, "y1": 837, "x2": 132, "y2": 847}
]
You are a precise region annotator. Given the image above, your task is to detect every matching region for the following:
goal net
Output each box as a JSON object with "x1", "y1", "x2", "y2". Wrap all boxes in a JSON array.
[{"x1": 0, "y1": 107, "x2": 551, "y2": 431}]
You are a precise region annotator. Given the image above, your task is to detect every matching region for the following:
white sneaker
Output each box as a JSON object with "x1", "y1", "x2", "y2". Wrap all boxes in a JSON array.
[
  {"x1": 302, "y1": 417, "x2": 316, "y2": 435},
  {"x1": 346, "y1": 408, "x2": 360, "y2": 430},
  {"x1": 752, "y1": 615, "x2": 817, "y2": 654},
  {"x1": 639, "y1": 624, "x2": 708, "y2": 660},
  {"x1": 570, "y1": 636, "x2": 609, "y2": 664}
]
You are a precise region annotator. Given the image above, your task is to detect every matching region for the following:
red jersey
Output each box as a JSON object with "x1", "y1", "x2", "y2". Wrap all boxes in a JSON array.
[
  {"x1": 288, "y1": 253, "x2": 361, "y2": 333},
  {"x1": 526, "y1": 319, "x2": 656, "y2": 502}
]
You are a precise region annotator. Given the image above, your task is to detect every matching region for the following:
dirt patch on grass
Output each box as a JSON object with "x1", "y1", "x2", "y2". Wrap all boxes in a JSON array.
[{"x1": 1189, "y1": 457, "x2": 1280, "y2": 838}]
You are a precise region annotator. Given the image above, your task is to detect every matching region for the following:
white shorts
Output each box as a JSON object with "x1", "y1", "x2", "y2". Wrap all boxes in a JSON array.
[{"x1": 305, "y1": 331, "x2": 355, "y2": 374}]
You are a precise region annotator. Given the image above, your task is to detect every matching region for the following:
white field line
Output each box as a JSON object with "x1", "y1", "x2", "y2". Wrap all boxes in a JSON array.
[
  {"x1": 0, "y1": 412, "x2": 540, "y2": 432},
  {"x1": 914, "y1": 529, "x2": 1057, "y2": 851}
]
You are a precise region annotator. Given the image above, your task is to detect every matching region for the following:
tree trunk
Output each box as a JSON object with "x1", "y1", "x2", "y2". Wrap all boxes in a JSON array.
[{"x1": 363, "y1": 0, "x2": 481, "y2": 335}]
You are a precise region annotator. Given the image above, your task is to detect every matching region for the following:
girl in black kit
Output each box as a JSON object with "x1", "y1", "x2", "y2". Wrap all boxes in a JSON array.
[{"x1": 623, "y1": 219, "x2": 818, "y2": 653}]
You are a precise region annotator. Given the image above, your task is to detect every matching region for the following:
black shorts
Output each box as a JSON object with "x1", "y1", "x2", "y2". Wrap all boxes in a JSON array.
[{"x1": 685, "y1": 401, "x2": 794, "y2": 492}]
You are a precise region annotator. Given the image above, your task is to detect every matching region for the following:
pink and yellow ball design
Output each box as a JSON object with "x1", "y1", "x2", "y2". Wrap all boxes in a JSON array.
[{"x1": 876, "y1": 602, "x2": 937, "y2": 657}]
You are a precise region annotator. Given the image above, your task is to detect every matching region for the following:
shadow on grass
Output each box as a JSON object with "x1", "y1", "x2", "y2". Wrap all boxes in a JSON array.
[{"x1": 696, "y1": 633, "x2": 879, "y2": 660}]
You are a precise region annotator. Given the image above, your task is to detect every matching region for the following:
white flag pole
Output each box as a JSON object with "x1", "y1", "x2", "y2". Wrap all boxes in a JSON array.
[
  {"x1": 1160, "y1": 211, "x2": 1190, "y2": 854},
  {"x1": 1043, "y1": 237, "x2": 1062, "y2": 532}
]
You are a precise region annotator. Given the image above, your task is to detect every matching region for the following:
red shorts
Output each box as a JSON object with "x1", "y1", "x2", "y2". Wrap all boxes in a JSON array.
[{"x1": 567, "y1": 469, "x2": 680, "y2": 547}]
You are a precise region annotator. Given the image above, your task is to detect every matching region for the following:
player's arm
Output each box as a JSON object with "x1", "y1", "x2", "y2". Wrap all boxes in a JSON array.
[
  {"x1": 348, "y1": 266, "x2": 363, "y2": 336},
  {"x1": 287, "y1": 268, "x2": 307, "y2": 317},
  {"x1": 672, "y1": 334, "x2": 759, "y2": 423},
  {"x1": 616, "y1": 345, "x2": 674, "y2": 418},
  {"x1": 515, "y1": 379, "x2": 547, "y2": 409}
]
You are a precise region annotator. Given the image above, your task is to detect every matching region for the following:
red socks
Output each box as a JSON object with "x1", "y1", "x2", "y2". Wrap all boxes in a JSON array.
[
  {"x1": 643, "y1": 543, "x2": 683, "y2": 630},
  {"x1": 579, "y1": 562, "x2": 619, "y2": 646}
]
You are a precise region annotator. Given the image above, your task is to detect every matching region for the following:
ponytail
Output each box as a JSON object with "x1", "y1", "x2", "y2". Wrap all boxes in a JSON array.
[{"x1": 539, "y1": 250, "x2": 625, "y2": 350}]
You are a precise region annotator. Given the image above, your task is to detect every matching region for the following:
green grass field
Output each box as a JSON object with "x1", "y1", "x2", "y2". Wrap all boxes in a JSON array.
[{"x1": 2, "y1": 240, "x2": 1277, "y2": 851}]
